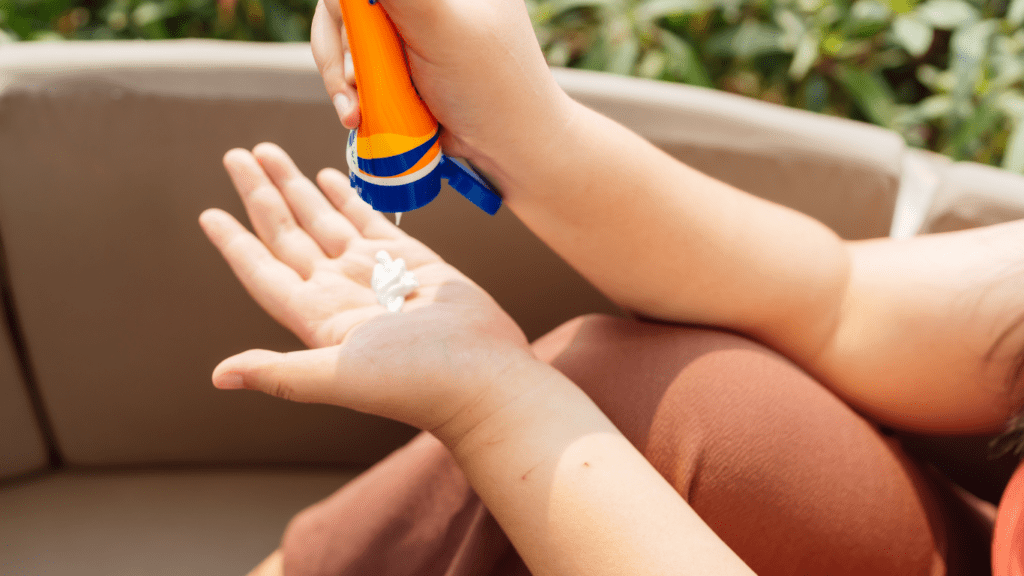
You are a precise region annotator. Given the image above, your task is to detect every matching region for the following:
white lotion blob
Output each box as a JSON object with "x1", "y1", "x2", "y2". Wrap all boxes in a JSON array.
[{"x1": 371, "y1": 250, "x2": 419, "y2": 312}]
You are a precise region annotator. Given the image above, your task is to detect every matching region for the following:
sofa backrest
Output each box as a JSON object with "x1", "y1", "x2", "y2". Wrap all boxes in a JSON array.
[
  {"x1": 557, "y1": 70, "x2": 904, "y2": 241},
  {"x1": 0, "y1": 41, "x2": 625, "y2": 471},
  {"x1": 0, "y1": 40, "x2": 910, "y2": 473},
  {"x1": 0, "y1": 316, "x2": 47, "y2": 479}
]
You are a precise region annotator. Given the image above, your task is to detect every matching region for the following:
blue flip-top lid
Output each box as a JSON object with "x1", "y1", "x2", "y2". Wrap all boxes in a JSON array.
[{"x1": 439, "y1": 156, "x2": 502, "y2": 215}]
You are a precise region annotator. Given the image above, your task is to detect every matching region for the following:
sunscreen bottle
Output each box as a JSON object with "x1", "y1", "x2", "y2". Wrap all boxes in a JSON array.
[{"x1": 340, "y1": 0, "x2": 502, "y2": 216}]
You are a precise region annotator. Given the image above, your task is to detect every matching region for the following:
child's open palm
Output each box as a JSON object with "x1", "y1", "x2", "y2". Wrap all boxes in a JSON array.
[{"x1": 199, "y1": 143, "x2": 531, "y2": 434}]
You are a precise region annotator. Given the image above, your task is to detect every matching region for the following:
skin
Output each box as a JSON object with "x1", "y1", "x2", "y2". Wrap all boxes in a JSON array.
[
  {"x1": 200, "y1": 0, "x2": 1024, "y2": 574},
  {"x1": 202, "y1": 144, "x2": 754, "y2": 576},
  {"x1": 310, "y1": 0, "x2": 1024, "y2": 433}
]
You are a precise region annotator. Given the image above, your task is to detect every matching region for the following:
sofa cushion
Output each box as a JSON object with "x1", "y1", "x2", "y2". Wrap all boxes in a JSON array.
[{"x1": 0, "y1": 468, "x2": 357, "y2": 575}]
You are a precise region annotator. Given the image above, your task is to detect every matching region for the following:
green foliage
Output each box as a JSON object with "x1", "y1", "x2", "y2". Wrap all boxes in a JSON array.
[
  {"x1": 4, "y1": 0, "x2": 1024, "y2": 171},
  {"x1": 529, "y1": 0, "x2": 1024, "y2": 171},
  {"x1": 0, "y1": 0, "x2": 317, "y2": 42}
]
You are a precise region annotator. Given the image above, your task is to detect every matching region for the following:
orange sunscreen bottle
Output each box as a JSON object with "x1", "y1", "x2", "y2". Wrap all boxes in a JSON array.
[{"x1": 340, "y1": 0, "x2": 501, "y2": 215}]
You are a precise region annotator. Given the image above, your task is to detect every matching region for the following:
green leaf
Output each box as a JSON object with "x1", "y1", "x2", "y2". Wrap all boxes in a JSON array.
[
  {"x1": 733, "y1": 19, "x2": 784, "y2": 57},
  {"x1": 606, "y1": 34, "x2": 640, "y2": 75},
  {"x1": 834, "y1": 63, "x2": 897, "y2": 126},
  {"x1": 803, "y1": 72, "x2": 830, "y2": 111},
  {"x1": 914, "y1": 0, "x2": 978, "y2": 29},
  {"x1": 707, "y1": 20, "x2": 784, "y2": 58},
  {"x1": 545, "y1": 39, "x2": 572, "y2": 66},
  {"x1": 851, "y1": 0, "x2": 892, "y2": 22},
  {"x1": 947, "y1": 104, "x2": 1001, "y2": 157},
  {"x1": 821, "y1": 31, "x2": 845, "y2": 55},
  {"x1": 992, "y1": 54, "x2": 1024, "y2": 90},
  {"x1": 797, "y1": 0, "x2": 825, "y2": 12},
  {"x1": 892, "y1": 15, "x2": 933, "y2": 56},
  {"x1": 949, "y1": 19, "x2": 997, "y2": 100},
  {"x1": 886, "y1": 0, "x2": 916, "y2": 15},
  {"x1": 637, "y1": 49, "x2": 668, "y2": 78},
  {"x1": 131, "y1": 2, "x2": 163, "y2": 27},
  {"x1": 261, "y1": 0, "x2": 305, "y2": 40},
  {"x1": 659, "y1": 28, "x2": 712, "y2": 86},
  {"x1": 774, "y1": 8, "x2": 805, "y2": 49},
  {"x1": 634, "y1": 0, "x2": 707, "y2": 22},
  {"x1": 999, "y1": 91, "x2": 1024, "y2": 118},
  {"x1": 788, "y1": 32, "x2": 819, "y2": 79},
  {"x1": 915, "y1": 94, "x2": 953, "y2": 118},
  {"x1": 549, "y1": 0, "x2": 610, "y2": 15},
  {"x1": 1009, "y1": 0, "x2": 1024, "y2": 28},
  {"x1": 577, "y1": 39, "x2": 608, "y2": 71},
  {"x1": 1003, "y1": 120, "x2": 1024, "y2": 173},
  {"x1": 532, "y1": 0, "x2": 606, "y2": 24}
]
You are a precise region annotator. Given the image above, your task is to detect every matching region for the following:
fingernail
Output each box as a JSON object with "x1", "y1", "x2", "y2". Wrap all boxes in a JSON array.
[
  {"x1": 215, "y1": 373, "x2": 244, "y2": 390},
  {"x1": 333, "y1": 93, "x2": 351, "y2": 118}
]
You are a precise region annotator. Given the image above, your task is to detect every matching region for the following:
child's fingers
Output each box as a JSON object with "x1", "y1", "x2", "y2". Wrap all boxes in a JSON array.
[
  {"x1": 316, "y1": 167, "x2": 400, "y2": 240},
  {"x1": 198, "y1": 209, "x2": 309, "y2": 339},
  {"x1": 223, "y1": 148, "x2": 327, "y2": 278},
  {"x1": 312, "y1": 0, "x2": 360, "y2": 129},
  {"x1": 252, "y1": 142, "x2": 360, "y2": 258}
]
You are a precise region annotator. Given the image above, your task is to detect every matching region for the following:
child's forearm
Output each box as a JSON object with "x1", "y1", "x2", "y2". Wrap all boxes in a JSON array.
[
  {"x1": 486, "y1": 97, "x2": 851, "y2": 366},
  {"x1": 441, "y1": 356, "x2": 755, "y2": 576},
  {"x1": 483, "y1": 95, "x2": 1024, "y2": 432}
]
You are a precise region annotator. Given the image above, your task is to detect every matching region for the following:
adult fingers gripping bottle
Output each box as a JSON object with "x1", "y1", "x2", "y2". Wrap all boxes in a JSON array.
[{"x1": 340, "y1": 0, "x2": 502, "y2": 216}]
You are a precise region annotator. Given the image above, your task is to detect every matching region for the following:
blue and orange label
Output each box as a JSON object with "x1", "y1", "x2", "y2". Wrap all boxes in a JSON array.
[{"x1": 339, "y1": 0, "x2": 501, "y2": 215}]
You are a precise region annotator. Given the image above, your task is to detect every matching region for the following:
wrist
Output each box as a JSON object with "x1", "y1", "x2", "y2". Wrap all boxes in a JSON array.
[
  {"x1": 430, "y1": 350, "x2": 614, "y2": 457},
  {"x1": 429, "y1": 350, "x2": 557, "y2": 449},
  {"x1": 467, "y1": 89, "x2": 585, "y2": 200},
  {"x1": 439, "y1": 356, "x2": 617, "y2": 468}
]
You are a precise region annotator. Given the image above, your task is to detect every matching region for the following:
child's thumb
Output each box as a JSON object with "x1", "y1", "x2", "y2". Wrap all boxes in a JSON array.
[{"x1": 212, "y1": 347, "x2": 344, "y2": 405}]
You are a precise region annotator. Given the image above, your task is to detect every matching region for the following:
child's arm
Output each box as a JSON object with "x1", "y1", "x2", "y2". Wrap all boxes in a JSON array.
[
  {"x1": 203, "y1": 145, "x2": 756, "y2": 576},
  {"x1": 508, "y1": 100, "x2": 1024, "y2": 434},
  {"x1": 314, "y1": 0, "x2": 1024, "y2": 433}
]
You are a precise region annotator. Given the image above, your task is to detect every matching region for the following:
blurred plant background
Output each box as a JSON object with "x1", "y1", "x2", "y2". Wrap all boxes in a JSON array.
[{"x1": 3, "y1": 0, "x2": 1024, "y2": 172}]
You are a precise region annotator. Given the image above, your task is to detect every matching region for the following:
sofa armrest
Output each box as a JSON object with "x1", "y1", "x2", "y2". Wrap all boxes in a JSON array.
[{"x1": 920, "y1": 157, "x2": 1024, "y2": 233}]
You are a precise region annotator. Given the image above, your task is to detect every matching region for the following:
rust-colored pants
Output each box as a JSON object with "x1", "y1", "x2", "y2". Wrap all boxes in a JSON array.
[{"x1": 280, "y1": 316, "x2": 993, "y2": 576}]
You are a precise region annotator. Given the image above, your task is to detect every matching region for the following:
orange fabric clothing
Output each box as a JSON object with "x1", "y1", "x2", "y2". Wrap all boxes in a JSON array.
[
  {"x1": 994, "y1": 463, "x2": 1024, "y2": 576},
  {"x1": 282, "y1": 317, "x2": 994, "y2": 576}
]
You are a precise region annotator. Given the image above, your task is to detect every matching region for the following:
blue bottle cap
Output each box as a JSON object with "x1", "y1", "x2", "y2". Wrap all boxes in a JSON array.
[{"x1": 346, "y1": 129, "x2": 502, "y2": 215}]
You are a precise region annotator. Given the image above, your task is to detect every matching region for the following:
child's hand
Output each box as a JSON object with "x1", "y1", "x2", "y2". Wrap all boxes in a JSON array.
[
  {"x1": 310, "y1": 0, "x2": 575, "y2": 183},
  {"x1": 200, "y1": 143, "x2": 533, "y2": 436}
]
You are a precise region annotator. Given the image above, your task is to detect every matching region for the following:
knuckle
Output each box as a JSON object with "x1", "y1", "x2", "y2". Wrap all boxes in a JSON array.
[{"x1": 267, "y1": 380, "x2": 295, "y2": 402}]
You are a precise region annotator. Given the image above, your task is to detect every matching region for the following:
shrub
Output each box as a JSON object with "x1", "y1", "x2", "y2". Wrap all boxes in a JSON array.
[
  {"x1": 531, "y1": 0, "x2": 1024, "y2": 171},
  {"x1": 0, "y1": 0, "x2": 317, "y2": 42}
]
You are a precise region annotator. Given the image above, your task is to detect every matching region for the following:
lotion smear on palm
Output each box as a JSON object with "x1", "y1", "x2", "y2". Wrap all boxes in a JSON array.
[{"x1": 372, "y1": 251, "x2": 419, "y2": 312}]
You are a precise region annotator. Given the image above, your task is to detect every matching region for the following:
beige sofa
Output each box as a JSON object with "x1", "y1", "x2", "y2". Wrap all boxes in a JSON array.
[{"x1": 1, "y1": 40, "x2": 1022, "y2": 575}]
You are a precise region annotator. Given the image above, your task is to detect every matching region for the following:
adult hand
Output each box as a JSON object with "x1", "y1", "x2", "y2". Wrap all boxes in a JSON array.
[
  {"x1": 200, "y1": 142, "x2": 533, "y2": 436},
  {"x1": 310, "y1": 0, "x2": 574, "y2": 184}
]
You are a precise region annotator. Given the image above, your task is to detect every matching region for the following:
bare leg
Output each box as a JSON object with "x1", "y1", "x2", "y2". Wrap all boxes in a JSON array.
[{"x1": 279, "y1": 316, "x2": 985, "y2": 576}]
